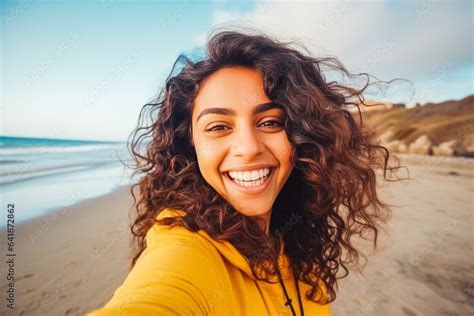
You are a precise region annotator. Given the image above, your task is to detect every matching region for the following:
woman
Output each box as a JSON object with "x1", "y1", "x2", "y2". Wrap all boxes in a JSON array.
[{"x1": 88, "y1": 29, "x2": 402, "y2": 315}]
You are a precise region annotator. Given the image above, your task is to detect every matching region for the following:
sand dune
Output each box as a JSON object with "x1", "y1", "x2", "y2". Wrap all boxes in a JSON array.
[{"x1": 358, "y1": 95, "x2": 474, "y2": 158}]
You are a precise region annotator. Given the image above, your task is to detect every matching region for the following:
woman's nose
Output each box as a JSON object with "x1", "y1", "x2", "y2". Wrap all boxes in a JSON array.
[{"x1": 230, "y1": 125, "x2": 264, "y2": 159}]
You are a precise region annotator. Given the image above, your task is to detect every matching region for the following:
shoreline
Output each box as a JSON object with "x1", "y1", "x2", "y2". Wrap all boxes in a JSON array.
[{"x1": 10, "y1": 183, "x2": 132, "y2": 233}]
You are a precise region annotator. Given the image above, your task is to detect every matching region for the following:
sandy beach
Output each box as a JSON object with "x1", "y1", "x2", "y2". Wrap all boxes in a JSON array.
[
  {"x1": 0, "y1": 154, "x2": 472, "y2": 316},
  {"x1": 0, "y1": 186, "x2": 134, "y2": 316},
  {"x1": 332, "y1": 154, "x2": 474, "y2": 316}
]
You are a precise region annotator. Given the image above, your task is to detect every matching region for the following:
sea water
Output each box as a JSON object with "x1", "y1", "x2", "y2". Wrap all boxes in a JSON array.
[{"x1": 0, "y1": 136, "x2": 140, "y2": 227}]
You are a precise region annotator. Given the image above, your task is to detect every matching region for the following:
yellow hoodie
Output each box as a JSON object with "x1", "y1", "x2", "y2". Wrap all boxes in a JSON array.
[{"x1": 87, "y1": 208, "x2": 331, "y2": 315}]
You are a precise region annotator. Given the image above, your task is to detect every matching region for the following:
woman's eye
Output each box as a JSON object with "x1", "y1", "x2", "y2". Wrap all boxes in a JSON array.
[
  {"x1": 205, "y1": 120, "x2": 283, "y2": 133},
  {"x1": 206, "y1": 125, "x2": 230, "y2": 133},
  {"x1": 259, "y1": 120, "x2": 283, "y2": 128}
]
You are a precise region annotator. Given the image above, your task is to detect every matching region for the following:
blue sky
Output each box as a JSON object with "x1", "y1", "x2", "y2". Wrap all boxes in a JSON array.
[{"x1": 1, "y1": 0, "x2": 472, "y2": 141}]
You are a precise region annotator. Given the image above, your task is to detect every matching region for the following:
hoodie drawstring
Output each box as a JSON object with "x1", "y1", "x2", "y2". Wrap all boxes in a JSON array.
[{"x1": 275, "y1": 261, "x2": 304, "y2": 316}]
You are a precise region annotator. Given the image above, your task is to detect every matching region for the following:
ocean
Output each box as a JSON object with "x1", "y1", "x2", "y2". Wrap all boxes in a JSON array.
[{"x1": 0, "y1": 136, "x2": 138, "y2": 227}]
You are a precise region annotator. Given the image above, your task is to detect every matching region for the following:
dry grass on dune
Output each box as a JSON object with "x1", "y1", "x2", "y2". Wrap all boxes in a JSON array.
[{"x1": 356, "y1": 95, "x2": 474, "y2": 157}]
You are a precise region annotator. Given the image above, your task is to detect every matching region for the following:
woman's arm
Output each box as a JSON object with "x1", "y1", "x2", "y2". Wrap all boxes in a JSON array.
[{"x1": 86, "y1": 225, "x2": 221, "y2": 315}]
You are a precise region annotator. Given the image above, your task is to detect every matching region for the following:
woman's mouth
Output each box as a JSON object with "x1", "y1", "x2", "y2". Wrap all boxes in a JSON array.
[{"x1": 223, "y1": 167, "x2": 275, "y2": 195}]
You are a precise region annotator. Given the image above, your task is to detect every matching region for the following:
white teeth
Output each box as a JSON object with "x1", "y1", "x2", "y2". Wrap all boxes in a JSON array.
[
  {"x1": 228, "y1": 167, "x2": 271, "y2": 186},
  {"x1": 251, "y1": 170, "x2": 259, "y2": 180},
  {"x1": 244, "y1": 172, "x2": 251, "y2": 181},
  {"x1": 235, "y1": 178, "x2": 264, "y2": 187}
]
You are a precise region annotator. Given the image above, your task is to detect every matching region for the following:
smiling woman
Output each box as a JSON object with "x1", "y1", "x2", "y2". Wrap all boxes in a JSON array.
[{"x1": 87, "y1": 29, "x2": 403, "y2": 316}]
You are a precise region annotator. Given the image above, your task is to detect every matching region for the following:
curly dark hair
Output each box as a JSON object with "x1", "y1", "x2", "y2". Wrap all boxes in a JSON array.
[{"x1": 126, "y1": 28, "x2": 405, "y2": 304}]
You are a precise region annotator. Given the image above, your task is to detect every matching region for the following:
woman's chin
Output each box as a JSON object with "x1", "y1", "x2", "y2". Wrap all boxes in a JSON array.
[{"x1": 232, "y1": 204, "x2": 272, "y2": 218}]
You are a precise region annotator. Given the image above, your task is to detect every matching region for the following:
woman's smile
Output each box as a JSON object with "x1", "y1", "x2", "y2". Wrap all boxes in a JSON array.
[{"x1": 222, "y1": 166, "x2": 276, "y2": 195}]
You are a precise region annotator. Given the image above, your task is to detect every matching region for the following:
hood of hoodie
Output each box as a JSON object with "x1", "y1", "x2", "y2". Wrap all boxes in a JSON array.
[{"x1": 155, "y1": 208, "x2": 294, "y2": 282}]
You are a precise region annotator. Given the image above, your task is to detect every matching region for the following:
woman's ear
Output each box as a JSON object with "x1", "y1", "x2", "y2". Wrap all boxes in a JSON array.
[
  {"x1": 189, "y1": 134, "x2": 195, "y2": 149},
  {"x1": 188, "y1": 125, "x2": 195, "y2": 148}
]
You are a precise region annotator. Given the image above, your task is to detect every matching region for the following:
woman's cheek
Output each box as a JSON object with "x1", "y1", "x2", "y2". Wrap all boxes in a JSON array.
[
  {"x1": 194, "y1": 140, "x2": 224, "y2": 180},
  {"x1": 269, "y1": 135, "x2": 294, "y2": 161}
]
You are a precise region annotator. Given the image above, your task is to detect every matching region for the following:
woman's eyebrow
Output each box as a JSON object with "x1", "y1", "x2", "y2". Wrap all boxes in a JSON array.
[{"x1": 196, "y1": 102, "x2": 282, "y2": 122}]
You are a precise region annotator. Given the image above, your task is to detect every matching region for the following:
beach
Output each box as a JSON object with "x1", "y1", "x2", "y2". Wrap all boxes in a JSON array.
[
  {"x1": 0, "y1": 154, "x2": 472, "y2": 315},
  {"x1": 0, "y1": 185, "x2": 134, "y2": 316},
  {"x1": 332, "y1": 154, "x2": 474, "y2": 316}
]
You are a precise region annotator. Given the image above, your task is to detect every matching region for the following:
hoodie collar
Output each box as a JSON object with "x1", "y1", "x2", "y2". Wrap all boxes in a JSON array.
[{"x1": 155, "y1": 208, "x2": 293, "y2": 281}]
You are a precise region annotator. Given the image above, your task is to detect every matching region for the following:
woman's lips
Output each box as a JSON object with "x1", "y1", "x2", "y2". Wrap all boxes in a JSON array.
[{"x1": 223, "y1": 167, "x2": 275, "y2": 195}]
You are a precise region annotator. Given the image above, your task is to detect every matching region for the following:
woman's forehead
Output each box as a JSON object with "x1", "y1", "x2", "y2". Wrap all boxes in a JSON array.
[{"x1": 193, "y1": 67, "x2": 272, "y2": 117}]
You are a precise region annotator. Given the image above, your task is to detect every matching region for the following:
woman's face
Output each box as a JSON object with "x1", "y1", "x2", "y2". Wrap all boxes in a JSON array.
[{"x1": 191, "y1": 66, "x2": 294, "y2": 222}]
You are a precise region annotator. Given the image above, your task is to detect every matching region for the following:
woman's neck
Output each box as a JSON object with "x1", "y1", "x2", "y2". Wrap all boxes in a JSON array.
[{"x1": 256, "y1": 210, "x2": 272, "y2": 236}]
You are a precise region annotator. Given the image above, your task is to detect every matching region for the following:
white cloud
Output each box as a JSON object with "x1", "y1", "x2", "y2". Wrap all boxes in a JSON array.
[
  {"x1": 193, "y1": 32, "x2": 208, "y2": 46},
  {"x1": 203, "y1": 0, "x2": 472, "y2": 83}
]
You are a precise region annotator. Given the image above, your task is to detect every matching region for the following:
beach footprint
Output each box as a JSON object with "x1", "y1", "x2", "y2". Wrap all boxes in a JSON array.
[
  {"x1": 65, "y1": 306, "x2": 80, "y2": 315},
  {"x1": 72, "y1": 279, "x2": 82, "y2": 287},
  {"x1": 16, "y1": 273, "x2": 34, "y2": 282},
  {"x1": 401, "y1": 306, "x2": 419, "y2": 316}
]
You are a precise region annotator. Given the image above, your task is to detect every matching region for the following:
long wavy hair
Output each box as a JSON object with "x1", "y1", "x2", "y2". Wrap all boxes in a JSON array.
[{"x1": 127, "y1": 29, "x2": 405, "y2": 304}]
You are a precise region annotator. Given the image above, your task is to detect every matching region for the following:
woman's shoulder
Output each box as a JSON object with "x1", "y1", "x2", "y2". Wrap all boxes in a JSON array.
[
  {"x1": 86, "y1": 208, "x2": 225, "y2": 315},
  {"x1": 140, "y1": 208, "x2": 225, "y2": 269},
  {"x1": 146, "y1": 208, "x2": 215, "y2": 254}
]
